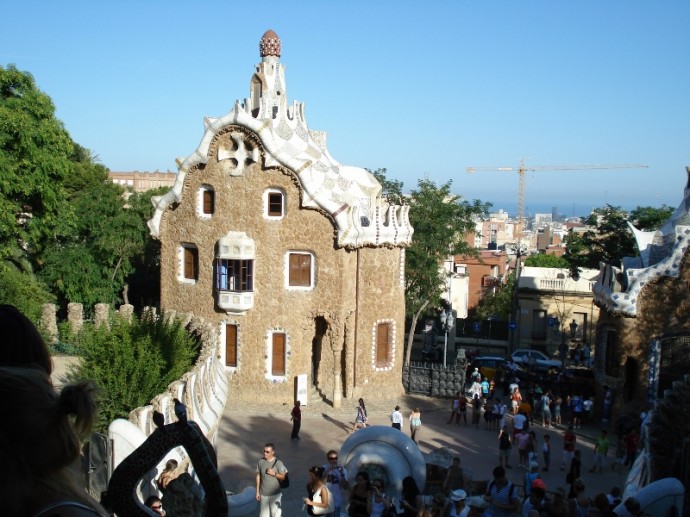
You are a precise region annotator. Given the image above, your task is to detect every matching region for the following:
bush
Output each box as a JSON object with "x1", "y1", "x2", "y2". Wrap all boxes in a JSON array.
[
  {"x1": 0, "y1": 267, "x2": 55, "y2": 322},
  {"x1": 68, "y1": 314, "x2": 200, "y2": 433}
]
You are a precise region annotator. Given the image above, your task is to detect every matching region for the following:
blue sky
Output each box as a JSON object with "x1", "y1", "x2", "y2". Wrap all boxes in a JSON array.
[{"x1": 2, "y1": 1, "x2": 689, "y2": 217}]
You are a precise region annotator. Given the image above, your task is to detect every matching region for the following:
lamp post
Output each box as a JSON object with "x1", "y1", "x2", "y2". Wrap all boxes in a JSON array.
[{"x1": 440, "y1": 309, "x2": 455, "y2": 368}]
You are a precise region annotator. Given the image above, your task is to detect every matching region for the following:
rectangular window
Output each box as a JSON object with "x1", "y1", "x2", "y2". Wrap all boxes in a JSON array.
[
  {"x1": 225, "y1": 324, "x2": 237, "y2": 367},
  {"x1": 272, "y1": 333, "x2": 286, "y2": 376},
  {"x1": 202, "y1": 190, "x2": 215, "y2": 214},
  {"x1": 531, "y1": 310, "x2": 547, "y2": 340},
  {"x1": 289, "y1": 253, "x2": 312, "y2": 287},
  {"x1": 268, "y1": 192, "x2": 283, "y2": 217},
  {"x1": 216, "y1": 259, "x2": 254, "y2": 292},
  {"x1": 376, "y1": 323, "x2": 390, "y2": 367},
  {"x1": 183, "y1": 247, "x2": 198, "y2": 280}
]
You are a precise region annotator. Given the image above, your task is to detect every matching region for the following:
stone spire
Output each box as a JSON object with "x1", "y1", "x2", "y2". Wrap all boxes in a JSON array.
[{"x1": 260, "y1": 30, "x2": 281, "y2": 58}]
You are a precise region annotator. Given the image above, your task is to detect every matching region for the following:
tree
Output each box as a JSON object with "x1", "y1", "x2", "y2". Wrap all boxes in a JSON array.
[
  {"x1": 524, "y1": 253, "x2": 570, "y2": 268},
  {"x1": 629, "y1": 205, "x2": 674, "y2": 231},
  {"x1": 564, "y1": 205, "x2": 637, "y2": 275},
  {"x1": 0, "y1": 65, "x2": 75, "y2": 266},
  {"x1": 403, "y1": 178, "x2": 490, "y2": 365},
  {"x1": 369, "y1": 168, "x2": 405, "y2": 206},
  {"x1": 475, "y1": 274, "x2": 514, "y2": 321}
]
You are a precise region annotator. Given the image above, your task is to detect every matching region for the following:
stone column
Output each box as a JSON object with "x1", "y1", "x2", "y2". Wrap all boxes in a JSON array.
[
  {"x1": 67, "y1": 303, "x2": 83, "y2": 334},
  {"x1": 94, "y1": 303, "x2": 110, "y2": 328},
  {"x1": 41, "y1": 303, "x2": 58, "y2": 344},
  {"x1": 118, "y1": 303, "x2": 134, "y2": 322}
]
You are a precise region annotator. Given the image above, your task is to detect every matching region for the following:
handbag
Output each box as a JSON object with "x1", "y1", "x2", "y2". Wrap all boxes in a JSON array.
[{"x1": 312, "y1": 484, "x2": 334, "y2": 515}]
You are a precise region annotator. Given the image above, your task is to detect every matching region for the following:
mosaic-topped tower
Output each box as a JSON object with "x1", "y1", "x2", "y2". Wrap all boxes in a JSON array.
[{"x1": 149, "y1": 30, "x2": 412, "y2": 406}]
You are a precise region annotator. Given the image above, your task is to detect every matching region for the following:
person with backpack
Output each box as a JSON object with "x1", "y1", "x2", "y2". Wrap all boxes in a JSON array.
[
  {"x1": 484, "y1": 466, "x2": 519, "y2": 517},
  {"x1": 256, "y1": 443, "x2": 288, "y2": 517}
]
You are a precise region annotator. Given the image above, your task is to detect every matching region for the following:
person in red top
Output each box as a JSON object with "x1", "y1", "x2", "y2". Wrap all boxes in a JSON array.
[
  {"x1": 560, "y1": 426, "x2": 577, "y2": 470},
  {"x1": 624, "y1": 429, "x2": 640, "y2": 467}
]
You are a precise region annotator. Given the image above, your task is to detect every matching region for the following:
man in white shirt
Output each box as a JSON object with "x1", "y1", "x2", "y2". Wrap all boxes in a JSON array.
[
  {"x1": 513, "y1": 410, "x2": 527, "y2": 437},
  {"x1": 390, "y1": 406, "x2": 403, "y2": 430}
]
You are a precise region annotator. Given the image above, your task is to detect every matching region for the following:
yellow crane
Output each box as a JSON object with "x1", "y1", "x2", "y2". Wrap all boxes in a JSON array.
[{"x1": 466, "y1": 159, "x2": 649, "y2": 229}]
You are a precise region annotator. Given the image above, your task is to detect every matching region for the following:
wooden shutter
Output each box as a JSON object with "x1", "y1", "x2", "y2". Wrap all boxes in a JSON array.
[
  {"x1": 272, "y1": 333, "x2": 286, "y2": 375},
  {"x1": 225, "y1": 324, "x2": 237, "y2": 367},
  {"x1": 289, "y1": 253, "x2": 311, "y2": 287},
  {"x1": 376, "y1": 323, "x2": 390, "y2": 366},
  {"x1": 184, "y1": 247, "x2": 197, "y2": 280},
  {"x1": 203, "y1": 190, "x2": 214, "y2": 214}
]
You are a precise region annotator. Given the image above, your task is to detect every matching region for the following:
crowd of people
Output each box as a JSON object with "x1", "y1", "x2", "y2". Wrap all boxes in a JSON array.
[{"x1": 1, "y1": 303, "x2": 652, "y2": 517}]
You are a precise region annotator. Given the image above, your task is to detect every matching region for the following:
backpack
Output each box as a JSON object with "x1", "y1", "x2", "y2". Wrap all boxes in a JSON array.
[{"x1": 272, "y1": 459, "x2": 290, "y2": 488}]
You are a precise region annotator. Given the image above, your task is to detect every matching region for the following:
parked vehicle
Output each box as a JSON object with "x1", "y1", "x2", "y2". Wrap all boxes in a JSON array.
[
  {"x1": 511, "y1": 349, "x2": 562, "y2": 372},
  {"x1": 470, "y1": 356, "x2": 527, "y2": 382}
]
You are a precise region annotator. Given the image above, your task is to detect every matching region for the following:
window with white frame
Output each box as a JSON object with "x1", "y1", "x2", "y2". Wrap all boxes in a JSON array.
[
  {"x1": 264, "y1": 188, "x2": 285, "y2": 219},
  {"x1": 215, "y1": 231, "x2": 255, "y2": 312},
  {"x1": 198, "y1": 185, "x2": 215, "y2": 218},
  {"x1": 178, "y1": 244, "x2": 199, "y2": 283},
  {"x1": 286, "y1": 252, "x2": 314, "y2": 289}
]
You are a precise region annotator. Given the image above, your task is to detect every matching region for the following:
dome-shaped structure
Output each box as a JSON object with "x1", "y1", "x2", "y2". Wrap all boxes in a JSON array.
[{"x1": 260, "y1": 30, "x2": 281, "y2": 58}]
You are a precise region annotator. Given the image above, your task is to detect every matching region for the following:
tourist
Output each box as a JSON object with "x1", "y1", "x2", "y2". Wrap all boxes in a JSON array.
[
  {"x1": 480, "y1": 378, "x2": 490, "y2": 399},
  {"x1": 607, "y1": 486, "x2": 622, "y2": 508},
  {"x1": 441, "y1": 489, "x2": 467, "y2": 517},
  {"x1": 522, "y1": 484, "x2": 546, "y2": 516},
  {"x1": 157, "y1": 459, "x2": 179, "y2": 491},
  {"x1": 603, "y1": 386, "x2": 613, "y2": 423},
  {"x1": 541, "y1": 390, "x2": 553, "y2": 428},
  {"x1": 458, "y1": 394, "x2": 468, "y2": 425},
  {"x1": 497, "y1": 425, "x2": 512, "y2": 469},
  {"x1": 367, "y1": 478, "x2": 392, "y2": 517},
  {"x1": 351, "y1": 398, "x2": 368, "y2": 432},
  {"x1": 391, "y1": 405, "x2": 404, "y2": 430},
  {"x1": 443, "y1": 456, "x2": 467, "y2": 494},
  {"x1": 582, "y1": 343, "x2": 592, "y2": 368},
  {"x1": 571, "y1": 393, "x2": 584, "y2": 429},
  {"x1": 303, "y1": 466, "x2": 331, "y2": 515},
  {"x1": 323, "y1": 449, "x2": 348, "y2": 516},
  {"x1": 144, "y1": 495, "x2": 166, "y2": 516},
  {"x1": 495, "y1": 398, "x2": 506, "y2": 430},
  {"x1": 523, "y1": 461, "x2": 541, "y2": 498},
  {"x1": 583, "y1": 396, "x2": 593, "y2": 424},
  {"x1": 560, "y1": 426, "x2": 577, "y2": 470},
  {"x1": 513, "y1": 409, "x2": 527, "y2": 437},
  {"x1": 624, "y1": 428, "x2": 640, "y2": 468},
  {"x1": 409, "y1": 407, "x2": 422, "y2": 443},
  {"x1": 0, "y1": 304, "x2": 53, "y2": 374},
  {"x1": 590, "y1": 430, "x2": 610, "y2": 473},
  {"x1": 566, "y1": 450, "x2": 582, "y2": 499},
  {"x1": 568, "y1": 478, "x2": 593, "y2": 516},
  {"x1": 290, "y1": 400, "x2": 301, "y2": 440},
  {"x1": 0, "y1": 367, "x2": 107, "y2": 516},
  {"x1": 447, "y1": 392, "x2": 461, "y2": 424},
  {"x1": 466, "y1": 496, "x2": 488, "y2": 517},
  {"x1": 511, "y1": 386, "x2": 522, "y2": 415},
  {"x1": 483, "y1": 466, "x2": 519, "y2": 517},
  {"x1": 398, "y1": 476, "x2": 423, "y2": 516},
  {"x1": 515, "y1": 428, "x2": 530, "y2": 469},
  {"x1": 553, "y1": 394, "x2": 562, "y2": 426},
  {"x1": 623, "y1": 497, "x2": 651, "y2": 517},
  {"x1": 255, "y1": 443, "x2": 288, "y2": 517},
  {"x1": 542, "y1": 486, "x2": 568, "y2": 516},
  {"x1": 542, "y1": 434, "x2": 551, "y2": 472},
  {"x1": 526, "y1": 430, "x2": 538, "y2": 464},
  {"x1": 348, "y1": 471, "x2": 370, "y2": 517},
  {"x1": 483, "y1": 398, "x2": 494, "y2": 430}
]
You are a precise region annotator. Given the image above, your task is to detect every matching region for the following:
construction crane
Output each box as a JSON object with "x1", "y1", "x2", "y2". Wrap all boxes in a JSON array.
[{"x1": 466, "y1": 159, "x2": 648, "y2": 229}]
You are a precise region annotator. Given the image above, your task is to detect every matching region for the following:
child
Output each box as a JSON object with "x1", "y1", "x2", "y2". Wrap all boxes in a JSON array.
[
  {"x1": 542, "y1": 434, "x2": 551, "y2": 472},
  {"x1": 590, "y1": 430, "x2": 610, "y2": 473}
]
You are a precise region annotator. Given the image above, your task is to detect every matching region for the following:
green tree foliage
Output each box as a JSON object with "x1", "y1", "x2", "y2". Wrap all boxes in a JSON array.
[
  {"x1": 0, "y1": 65, "x2": 75, "y2": 265},
  {"x1": 564, "y1": 205, "x2": 637, "y2": 275},
  {"x1": 0, "y1": 266, "x2": 55, "y2": 322},
  {"x1": 475, "y1": 274, "x2": 515, "y2": 321},
  {"x1": 523, "y1": 253, "x2": 570, "y2": 268},
  {"x1": 369, "y1": 168, "x2": 405, "y2": 206},
  {"x1": 403, "y1": 178, "x2": 490, "y2": 364},
  {"x1": 629, "y1": 205, "x2": 674, "y2": 231},
  {"x1": 69, "y1": 315, "x2": 200, "y2": 433}
]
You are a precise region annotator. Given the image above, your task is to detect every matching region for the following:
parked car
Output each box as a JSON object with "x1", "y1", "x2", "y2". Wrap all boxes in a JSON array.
[
  {"x1": 511, "y1": 349, "x2": 562, "y2": 372},
  {"x1": 470, "y1": 356, "x2": 528, "y2": 382}
]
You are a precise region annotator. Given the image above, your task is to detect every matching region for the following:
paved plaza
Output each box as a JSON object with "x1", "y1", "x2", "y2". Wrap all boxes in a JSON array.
[{"x1": 216, "y1": 392, "x2": 630, "y2": 515}]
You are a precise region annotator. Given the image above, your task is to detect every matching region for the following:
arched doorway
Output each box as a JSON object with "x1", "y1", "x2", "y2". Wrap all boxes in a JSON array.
[{"x1": 623, "y1": 356, "x2": 638, "y2": 402}]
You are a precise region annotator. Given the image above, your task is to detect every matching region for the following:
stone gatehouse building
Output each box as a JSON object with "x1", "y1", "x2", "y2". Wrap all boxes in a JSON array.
[
  {"x1": 148, "y1": 30, "x2": 413, "y2": 407},
  {"x1": 593, "y1": 168, "x2": 690, "y2": 416}
]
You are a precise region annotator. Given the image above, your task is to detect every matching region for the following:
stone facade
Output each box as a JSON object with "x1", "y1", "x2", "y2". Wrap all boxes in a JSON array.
[
  {"x1": 150, "y1": 30, "x2": 412, "y2": 407},
  {"x1": 593, "y1": 169, "x2": 690, "y2": 417}
]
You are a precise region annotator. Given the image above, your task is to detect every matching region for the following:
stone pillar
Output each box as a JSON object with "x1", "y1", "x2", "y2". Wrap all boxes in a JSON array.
[
  {"x1": 119, "y1": 304, "x2": 134, "y2": 322},
  {"x1": 68, "y1": 303, "x2": 83, "y2": 334},
  {"x1": 142, "y1": 306, "x2": 158, "y2": 322},
  {"x1": 94, "y1": 303, "x2": 110, "y2": 328},
  {"x1": 332, "y1": 346, "x2": 343, "y2": 409},
  {"x1": 41, "y1": 303, "x2": 59, "y2": 344}
]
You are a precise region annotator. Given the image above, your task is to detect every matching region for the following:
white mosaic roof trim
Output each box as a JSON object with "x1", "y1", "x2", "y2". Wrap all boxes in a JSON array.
[
  {"x1": 148, "y1": 31, "x2": 413, "y2": 250},
  {"x1": 594, "y1": 171, "x2": 690, "y2": 316}
]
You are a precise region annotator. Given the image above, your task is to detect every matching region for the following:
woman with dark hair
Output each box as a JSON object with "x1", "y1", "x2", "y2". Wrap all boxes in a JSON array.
[
  {"x1": 348, "y1": 471, "x2": 371, "y2": 517},
  {"x1": 0, "y1": 304, "x2": 53, "y2": 374},
  {"x1": 398, "y1": 476, "x2": 423, "y2": 516},
  {"x1": 351, "y1": 398, "x2": 368, "y2": 432},
  {"x1": 303, "y1": 466, "x2": 331, "y2": 515},
  {"x1": 0, "y1": 366, "x2": 106, "y2": 516}
]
